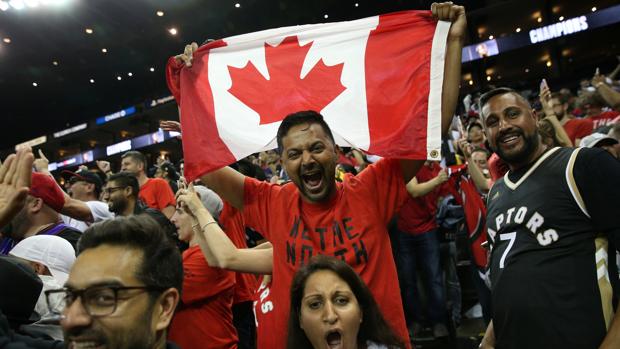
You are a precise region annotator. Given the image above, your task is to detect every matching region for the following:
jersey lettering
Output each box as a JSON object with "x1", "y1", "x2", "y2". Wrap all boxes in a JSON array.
[{"x1": 493, "y1": 207, "x2": 559, "y2": 247}]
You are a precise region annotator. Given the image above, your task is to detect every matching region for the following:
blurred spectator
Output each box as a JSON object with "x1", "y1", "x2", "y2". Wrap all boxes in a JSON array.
[
  {"x1": 9, "y1": 235, "x2": 75, "y2": 340},
  {"x1": 0, "y1": 173, "x2": 81, "y2": 254},
  {"x1": 0, "y1": 256, "x2": 43, "y2": 332},
  {"x1": 580, "y1": 133, "x2": 619, "y2": 159},
  {"x1": 467, "y1": 122, "x2": 486, "y2": 149},
  {"x1": 59, "y1": 169, "x2": 114, "y2": 232},
  {"x1": 395, "y1": 161, "x2": 450, "y2": 338},
  {"x1": 121, "y1": 151, "x2": 176, "y2": 219},
  {"x1": 156, "y1": 161, "x2": 181, "y2": 194},
  {"x1": 581, "y1": 92, "x2": 620, "y2": 129}
]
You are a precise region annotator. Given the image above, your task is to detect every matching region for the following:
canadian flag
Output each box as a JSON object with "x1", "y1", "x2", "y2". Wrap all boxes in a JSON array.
[{"x1": 167, "y1": 10, "x2": 450, "y2": 181}]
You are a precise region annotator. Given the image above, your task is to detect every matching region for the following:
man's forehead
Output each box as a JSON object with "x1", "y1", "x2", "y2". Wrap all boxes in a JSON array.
[
  {"x1": 69, "y1": 245, "x2": 141, "y2": 288},
  {"x1": 482, "y1": 93, "x2": 529, "y2": 115},
  {"x1": 283, "y1": 123, "x2": 330, "y2": 146}
]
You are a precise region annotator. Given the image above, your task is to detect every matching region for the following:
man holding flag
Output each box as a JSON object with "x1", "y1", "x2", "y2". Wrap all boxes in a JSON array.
[{"x1": 169, "y1": 2, "x2": 466, "y2": 347}]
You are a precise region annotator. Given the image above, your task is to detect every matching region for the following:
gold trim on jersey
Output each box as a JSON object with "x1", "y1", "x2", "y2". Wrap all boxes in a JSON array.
[
  {"x1": 565, "y1": 147, "x2": 590, "y2": 218},
  {"x1": 503, "y1": 147, "x2": 560, "y2": 190},
  {"x1": 594, "y1": 236, "x2": 614, "y2": 329}
]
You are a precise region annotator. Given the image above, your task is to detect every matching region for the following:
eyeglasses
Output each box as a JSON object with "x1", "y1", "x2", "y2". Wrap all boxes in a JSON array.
[
  {"x1": 102, "y1": 186, "x2": 125, "y2": 195},
  {"x1": 45, "y1": 285, "x2": 166, "y2": 317}
]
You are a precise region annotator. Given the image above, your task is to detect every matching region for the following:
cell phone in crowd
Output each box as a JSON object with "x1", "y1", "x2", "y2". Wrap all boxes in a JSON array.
[
  {"x1": 595, "y1": 67, "x2": 600, "y2": 76},
  {"x1": 540, "y1": 78, "x2": 548, "y2": 90}
]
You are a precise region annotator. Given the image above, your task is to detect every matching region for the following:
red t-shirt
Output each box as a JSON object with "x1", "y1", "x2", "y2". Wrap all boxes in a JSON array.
[
  {"x1": 168, "y1": 245, "x2": 238, "y2": 349},
  {"x1": 590, "y1": 111, "x2": 620, "y2": 129},
  {"x1": 253, "y1": 276, "x2": 276, "y2": 349},
  {"x1": 219, "y1": 202, "x2": 258, "y2": 304},
  {"x1": 139, "y1": 178, "x2": 176, "y2": 211},
  {"x1": 396, "y1": 163, "x2": 450, "y2": 235},
  {"x1": 243, "y1": 159, "x2": 411, "y2": 348},
  {"x1": 563, "y1": 118, "x2": 594, "y2": 145}
]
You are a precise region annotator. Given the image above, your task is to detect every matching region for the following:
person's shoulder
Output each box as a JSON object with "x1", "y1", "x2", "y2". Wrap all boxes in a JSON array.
[{"x1": 148, "y1": 177, "x2": 170, "y2": 187}]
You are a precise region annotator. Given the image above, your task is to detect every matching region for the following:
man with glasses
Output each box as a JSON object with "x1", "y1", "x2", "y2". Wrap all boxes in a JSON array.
[
  {"x1": 102, "y1": 172, "x2": 180, "y2": 249},
  {"x1": 47, "y1": 215, "x2": 183, "y2": 349}
]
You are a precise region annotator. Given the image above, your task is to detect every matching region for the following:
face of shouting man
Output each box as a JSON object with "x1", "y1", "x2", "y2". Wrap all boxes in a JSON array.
[{"x1": 281, "y1": 122, "x2": 338, "y2": 203}]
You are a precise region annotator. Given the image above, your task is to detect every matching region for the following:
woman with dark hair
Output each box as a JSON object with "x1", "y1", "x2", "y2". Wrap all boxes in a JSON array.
[{"x1": 288, "y1": 256, "x2": 406, "y2": 349}]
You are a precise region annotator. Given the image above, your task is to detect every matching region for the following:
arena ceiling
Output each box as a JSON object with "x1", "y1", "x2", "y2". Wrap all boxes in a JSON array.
[{"x1": 1, "y1": 0, "x2": 618, "y2": 150}]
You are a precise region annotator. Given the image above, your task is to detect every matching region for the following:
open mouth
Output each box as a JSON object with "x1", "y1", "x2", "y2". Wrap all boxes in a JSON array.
[
  {"x1": 325, "y1": 330, "x2": 343, "y2": 349},
  {"x1": 301, "y1": 171, "x2": 323, "y2": 192}
]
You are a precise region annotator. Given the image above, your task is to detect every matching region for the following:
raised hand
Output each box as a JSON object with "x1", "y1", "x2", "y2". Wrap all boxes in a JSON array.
[
  {"x1": 539, "y1": 79, "x2": 555, "y2": 117},
  {"x1": 0, "y1": 147, "x2": 34, "y2": 228},
  {"x1": 176, "y1": 184, "x2": 208, "y2": 218},
  {"x1": 96, "y1": 160, "x2": 111, "y2": 174},
  {"x1": 431, "y1": 2, "x2": 467, "y2": 41},
  {"x1": 160, "y1": 120, "x2": 182, "y2": 133},
  {"x1": 457, "y1": 138, "x2": 473, "y2": 158},
  {"x1": 33, "y1": 149, "x2": 50, "y2": 173},
  {"x1": 174, "y1": 42, "x2": 199, "y2": 67}
]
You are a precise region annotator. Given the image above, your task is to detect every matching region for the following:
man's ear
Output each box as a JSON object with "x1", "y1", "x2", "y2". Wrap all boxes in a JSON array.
[
  {"x1": 153, "y1": 288, "x2": 180, "y2": 331},
  {"x1": 30, "y1": 197, "x2": 43, "y2": 214},
  {"x1": 531, "y1": 108, "x2": 539, "y2": 122}
]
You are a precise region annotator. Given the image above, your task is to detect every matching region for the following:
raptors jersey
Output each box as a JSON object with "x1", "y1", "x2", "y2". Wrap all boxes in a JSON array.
[{"x1": 487, "y1": 147, "x2": 614, "y2": 349}]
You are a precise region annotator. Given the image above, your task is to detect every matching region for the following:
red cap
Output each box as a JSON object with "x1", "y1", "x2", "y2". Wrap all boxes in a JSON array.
[{"x1": 29, "y1": 173, "x2": 65, "y2": 213}]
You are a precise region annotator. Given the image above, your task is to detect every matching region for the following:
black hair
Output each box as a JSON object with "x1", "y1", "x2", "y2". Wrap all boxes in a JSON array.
[
  {"x1": 108, "y1": 171, "x2": 140, "y2": 198},
  {"x1": 230, "y1": 158, "x2": 267, "y2": 181},
  {"x1": 78, "y1": 215, "x2": 183, "y2": 295},
  {"x1": 287, "y1": 256, "x2": 405, "y2": 349},
  {"x1": 122, "y1": 150, "x2": 148, "y2": 169},
  {"x1": 276, "y1": 111, "x2": 335, "y2": 154},
  {"x1": 159, "y1": 161, "x2": 180, "y2": 181},
  {"x1": 478, "y1": 87, "x2": 529, "y2": 120}
]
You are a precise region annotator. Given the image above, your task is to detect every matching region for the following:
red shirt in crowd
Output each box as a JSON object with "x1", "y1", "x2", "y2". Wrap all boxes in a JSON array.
[
  {"x1": 562, "y1": 118, "x2": 594, "y2": 145},
  {"x1": 219, "y1": 202, "x2": 258, "y2": 304},
  {"x1": 243, "y1": 159, "x2": 411, "y2": 348},
  {"x1": 589, "y1": 110, "x2": 620, "y2": 129},
  {"x1": 168, "y1": 245, "x2": 238, "y2": 349},
  {"x1": 139, "y1": 177, "x2": 176, "y2": 211},
  {"x1": 253, "y1": 276, "x2": 275, "y2": 349},
  {"x1": 396, "y1": 163, "x2": 451, "y2": 235}
]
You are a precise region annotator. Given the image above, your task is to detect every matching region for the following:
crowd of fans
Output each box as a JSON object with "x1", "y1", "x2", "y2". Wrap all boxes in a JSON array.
[{"x1": 1, "y1": 2, "x2": 620, "y2": 349}]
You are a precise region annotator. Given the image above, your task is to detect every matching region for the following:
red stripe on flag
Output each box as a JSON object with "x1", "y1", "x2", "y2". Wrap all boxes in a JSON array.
[
  {"x1": 365, "y1": 11, "x2": 437, "y2": 159},
  {"x1": 166, "y1": 40, "x2": 238, "y2": 181}
]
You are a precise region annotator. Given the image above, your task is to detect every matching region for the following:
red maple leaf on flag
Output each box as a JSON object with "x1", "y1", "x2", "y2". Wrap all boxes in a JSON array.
[{"x1": 228, "y1": 36, "x2": 346, "y2": 125}]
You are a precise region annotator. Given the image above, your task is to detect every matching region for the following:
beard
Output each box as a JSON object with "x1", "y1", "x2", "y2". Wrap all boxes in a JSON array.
[
  {"x1": 493, "y1": 128, "x2": 540, "y2": 165},
  {"x1": 108, "y1": 198, "x2": 127, "y2": 215}
]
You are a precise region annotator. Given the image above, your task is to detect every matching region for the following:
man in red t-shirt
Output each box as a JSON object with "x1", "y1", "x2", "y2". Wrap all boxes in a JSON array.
[
  {"x1": 121, "y1": 151, "x2": 176, "y2": 218},
  {"x1": 193, "y1": 5, "x2": 466, "y2": 347},
  {"x1": 395, "y1": 162, "x2": 451, "y2": 338},
  {"x1": 582, "y1": 92, "x2": 620, "y2": 130},
  {"x1": 549, "y1": 92, "x2": 593, "y2": 146}
]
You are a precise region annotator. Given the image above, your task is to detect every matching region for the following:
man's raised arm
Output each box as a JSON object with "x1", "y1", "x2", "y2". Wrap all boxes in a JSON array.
[{"x1": 200, "y1": 167, "x2": 246, "y2": 210}]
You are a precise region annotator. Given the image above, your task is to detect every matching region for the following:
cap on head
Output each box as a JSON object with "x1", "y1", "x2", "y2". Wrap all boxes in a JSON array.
[
  {"x1": 30, "y1": 173, "x2": 65, "y2": 212},
  {"x1": 62, "y1": 169, "x2": 103, "y2": 195},
  {"x1": 193, "y1": 186, "x2": 223, "y2": 220},
  {"x1": 9, "y1": 235, "x2": 76, "y2": 285},
  {"x1": 580, "y1": 133, "x2": 619, "y2": 148}
]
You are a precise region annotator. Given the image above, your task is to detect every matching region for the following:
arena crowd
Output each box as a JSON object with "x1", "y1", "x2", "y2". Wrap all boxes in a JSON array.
[{"x1": 1, "y1": 2, "x2": 620, "y2": 349}]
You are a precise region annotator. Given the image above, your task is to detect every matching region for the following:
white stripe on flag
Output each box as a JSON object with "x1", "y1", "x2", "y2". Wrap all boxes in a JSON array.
[{"x1": 426, "y1": 20, "x2": 450, "y2": 160}]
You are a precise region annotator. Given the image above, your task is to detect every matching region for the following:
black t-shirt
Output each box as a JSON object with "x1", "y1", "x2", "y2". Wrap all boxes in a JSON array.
[{"x1": 487, "y1": 147, "x2": 620, "y2": 349}]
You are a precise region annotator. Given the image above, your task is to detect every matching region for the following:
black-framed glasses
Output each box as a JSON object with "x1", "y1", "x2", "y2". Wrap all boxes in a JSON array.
[
  {"x1": 45, "y1": 285, "x2": 166, "y2": 317},
  {"x1": 102, "y1": 186, "x2": 125, "y2": 195}
]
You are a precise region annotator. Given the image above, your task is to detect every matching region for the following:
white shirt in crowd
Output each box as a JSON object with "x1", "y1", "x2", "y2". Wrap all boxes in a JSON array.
[{"x1": 61, "y1": 200, "x2": 114, "y2": 232}]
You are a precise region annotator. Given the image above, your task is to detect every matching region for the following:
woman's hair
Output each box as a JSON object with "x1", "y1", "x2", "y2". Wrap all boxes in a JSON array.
[
  {"x1": 287, "y1": 256, "x2": 405, "y2": 349},
  {"x1": 537, "y1": 119, "x2": 562, "y2": 147}
]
